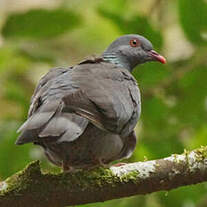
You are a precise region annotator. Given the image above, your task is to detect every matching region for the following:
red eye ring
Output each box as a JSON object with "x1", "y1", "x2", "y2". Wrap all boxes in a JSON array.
[{"x1": 129, "y1": 38, "x2": 140, "y2": 47}]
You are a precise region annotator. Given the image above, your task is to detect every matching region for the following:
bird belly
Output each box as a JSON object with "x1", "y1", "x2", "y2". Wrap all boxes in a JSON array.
[{"x1": 41, "y1": 124, "x2": 124, "y2": 170}]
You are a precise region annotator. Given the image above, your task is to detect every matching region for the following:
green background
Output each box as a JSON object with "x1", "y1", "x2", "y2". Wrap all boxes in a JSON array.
[{"x1": 0, "y1": 0, "x2": 207, "y2": 206}]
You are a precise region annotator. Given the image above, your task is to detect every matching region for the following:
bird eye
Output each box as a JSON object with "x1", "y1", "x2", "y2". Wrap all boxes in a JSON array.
[{"x1": 129, "y1": 38, "x2": 140, "y2": 47}]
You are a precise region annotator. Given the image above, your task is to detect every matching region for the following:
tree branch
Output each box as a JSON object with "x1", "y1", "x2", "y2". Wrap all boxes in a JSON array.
[{"x1": 0, "y1": 146, "x2": 207, "y2": 207}]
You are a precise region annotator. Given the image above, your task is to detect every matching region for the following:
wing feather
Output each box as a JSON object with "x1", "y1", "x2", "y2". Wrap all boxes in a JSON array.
[{"x1": 16, "y1": 60, "x2": 141, "y2": 145}]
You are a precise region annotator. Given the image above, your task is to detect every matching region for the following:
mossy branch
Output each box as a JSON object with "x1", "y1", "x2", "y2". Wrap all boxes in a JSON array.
[{"x1": 0, "y1": 146, "x2": 207, "y2": 207}]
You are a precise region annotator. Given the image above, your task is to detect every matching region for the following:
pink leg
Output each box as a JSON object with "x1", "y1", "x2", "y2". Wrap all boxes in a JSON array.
[{"x1": 112, "y1": 162, "x2": 127, "y2": 167}]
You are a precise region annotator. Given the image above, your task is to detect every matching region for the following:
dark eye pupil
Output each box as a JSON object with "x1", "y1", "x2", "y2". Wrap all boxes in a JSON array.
[{"x1": 129, "y1": 39, "x2": 139, "y2": 47}]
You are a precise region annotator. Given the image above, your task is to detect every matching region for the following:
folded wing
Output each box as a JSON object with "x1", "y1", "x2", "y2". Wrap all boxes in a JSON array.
[{"x1": 16, "y1": 60, "x2": 141, "y2": 145}]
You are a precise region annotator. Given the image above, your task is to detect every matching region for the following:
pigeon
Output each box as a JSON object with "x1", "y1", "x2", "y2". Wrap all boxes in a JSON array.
[{"x1": 16, "y1": 34, "x2": 166, "y2": 172}]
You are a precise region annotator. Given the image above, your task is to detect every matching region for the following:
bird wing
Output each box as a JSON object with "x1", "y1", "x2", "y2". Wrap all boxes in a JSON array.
[
  {"x1": 63, "y1": 60, "x2": 141, "y2": 136},
  {"x1": 16, "y1": 59, "x2": 141, "y2": 145},
  {"x1": 16, "y1": 67, "x2": 89, "y2": 145}
]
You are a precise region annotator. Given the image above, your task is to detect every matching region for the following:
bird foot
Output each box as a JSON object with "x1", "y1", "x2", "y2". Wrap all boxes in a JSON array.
[
  {"x1": 112, "y1": 162, "x2": 127, "y2": 167},
  {"x1": 84, "y1": 158, "x2": 110, "y2": 171},
  {"x1": 97, "y1": 158, "x2": 111, "y2": 168},
  {"x1": 62, "y1": 162, "x2": 76, "y2": 173}
]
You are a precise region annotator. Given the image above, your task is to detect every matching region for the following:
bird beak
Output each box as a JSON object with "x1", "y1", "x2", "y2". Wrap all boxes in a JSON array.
[{"x1": 148, "y1": 50, "x2": 166, "y2": 64}]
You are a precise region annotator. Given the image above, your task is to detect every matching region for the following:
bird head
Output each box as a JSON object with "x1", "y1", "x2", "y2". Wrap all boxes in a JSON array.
[{"x1": 103, "y1": 34, "x2": 166, "y2": 71}]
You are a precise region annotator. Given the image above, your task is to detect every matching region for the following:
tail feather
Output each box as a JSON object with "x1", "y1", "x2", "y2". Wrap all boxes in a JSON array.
[
  {"x1": 16, "y1": 128, "x2": 39, "y2": 145},
  {"x1": 16, "y1": 112, "x2": 88, "y2": 145}
]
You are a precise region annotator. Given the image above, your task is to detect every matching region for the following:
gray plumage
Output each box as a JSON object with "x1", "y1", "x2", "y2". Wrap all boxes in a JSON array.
[{"x1": 16, "y1": 34, "x2": 166, "y2": 171}]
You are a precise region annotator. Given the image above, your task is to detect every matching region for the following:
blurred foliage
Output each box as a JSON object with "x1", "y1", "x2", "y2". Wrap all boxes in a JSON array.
[
  {"x1": 2, "y1": 9, "x2": 81, "y2": 39},
  {"x1": 178, "y1": 0, "x2": 207, "y2": 45},
  {"x1": 0, "y1": 0, "x2": 207, "y2": 206},
  {"x1": 98, "y1": 2, "x2": 163, "y2": 49}
]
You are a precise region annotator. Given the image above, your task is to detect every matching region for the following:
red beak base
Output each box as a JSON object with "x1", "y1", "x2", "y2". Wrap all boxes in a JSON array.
[{"x1": 148, "y1": 50, "x2": 166, "y2": 64}]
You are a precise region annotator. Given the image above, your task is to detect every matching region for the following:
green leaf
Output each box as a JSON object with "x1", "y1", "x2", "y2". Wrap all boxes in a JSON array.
[
  {"x1": 98, "y1": 0, "x2": 128, "y2": 14},
  {"x1": 159, "y1": 183, "x2": 207, "y2": 207},
  {"x1": 2, "y1": 9, "x2": 82, "y2": 39},
  {"x1": 98, "y1": 9, "x2": 163, "y2": 50},
  {"x1": 174, "y1": 66, "x2": 207, "y2": 126},
  {"x1": 139, "y1": 94, "x2": 183, "y2": 158},
  {"x1": 190, "y1": 125, "x2": 207, "y2": 148},
  {"x1": 0, "y1": 121, "x2": 32, "y2": 178},
  {"x1": 4, "y1": 80, "x2": 30, "y2": 107},
  {"x1": 178, "y1": 0, "x2": 207, "y2": 45},
  {"x1": 133, "y1": 62, "x2": 169, "y2": 90},
  {"x1": 0, "y1": 46, "x2": 31, "y2": 74}
]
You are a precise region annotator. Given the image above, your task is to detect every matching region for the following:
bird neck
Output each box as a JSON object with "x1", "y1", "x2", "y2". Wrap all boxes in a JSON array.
[{"x1": 102, "y1": 52, "x2": 132, "y2": 71}]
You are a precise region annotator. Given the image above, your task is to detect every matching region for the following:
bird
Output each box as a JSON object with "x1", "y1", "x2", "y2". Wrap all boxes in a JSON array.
[{"x1": 16, "y1": 34, "x2": 166, "y2": 172}]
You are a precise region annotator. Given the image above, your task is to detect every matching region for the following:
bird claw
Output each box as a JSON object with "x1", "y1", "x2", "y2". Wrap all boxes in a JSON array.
[
  {"x1": 112, "y1": 162, "x2": 127, "y2": 167},
  {"x1": 62, "y1": 162, "x2": 76, "y2": 173}
]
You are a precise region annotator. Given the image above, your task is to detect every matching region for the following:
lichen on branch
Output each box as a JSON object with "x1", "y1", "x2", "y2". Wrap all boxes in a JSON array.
[{"x1": 0, "y1": 146, "x2": 207, "y2": 207}]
